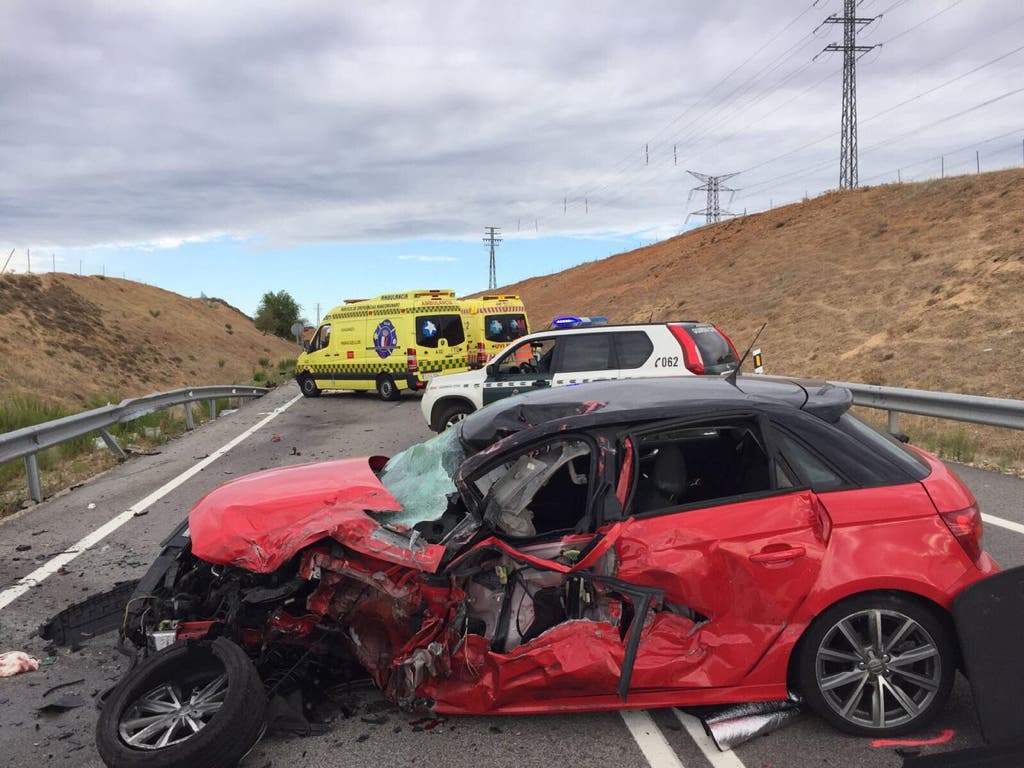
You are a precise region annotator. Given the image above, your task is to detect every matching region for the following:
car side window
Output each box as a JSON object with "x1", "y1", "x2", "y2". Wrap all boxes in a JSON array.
[
  {"x1": 311, "y1": 324, "x2": 331, "y2": 351},
  {"x1": 473, "y1": 439, "x2": 592, "y2": 537},
  {"x1": 772, "y1": 429, "x2": 846, "y2": 491},
  {"x1": 631, "y1": 421, "x2": 773, "y2": 514},
  {"x1": 614, "y1": 332, "x2": 654, "y2": 369},
  {"x1": 496, "y1": 337, "x2": 557, "y2": 375},
  {"x1": 558, "y1": 334, "x2": 615, "y2": 373}
]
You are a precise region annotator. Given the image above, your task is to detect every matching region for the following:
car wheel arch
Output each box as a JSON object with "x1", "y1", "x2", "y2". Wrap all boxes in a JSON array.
[
  {"x1": 431, "y1": 396, "x2": 476, "y2": 430},
  {"x1": 786, "y1": 587, "x2": 958, "y2": 692}
]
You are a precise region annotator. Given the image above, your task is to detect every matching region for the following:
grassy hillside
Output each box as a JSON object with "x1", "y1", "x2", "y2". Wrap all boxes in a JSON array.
[
  {"x1": 0, "y1": 273, "x2": 298, "y2": 407},
  {"x1": 501, "y1": 169, "x2": 1024, "y2": 398}
]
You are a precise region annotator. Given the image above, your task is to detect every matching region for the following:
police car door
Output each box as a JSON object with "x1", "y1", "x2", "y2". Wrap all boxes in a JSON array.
[
  {"x1": 550, "y1": 332, "x2": 617, "y2": 388},
  {"x1": 481, "y1": 336, "x2": 558, "y2": 406}
]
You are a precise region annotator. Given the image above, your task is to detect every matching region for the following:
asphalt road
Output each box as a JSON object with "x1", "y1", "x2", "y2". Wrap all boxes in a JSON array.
[{"x1": 1, "y1": 382, "x2": 1021, "y2": 768}]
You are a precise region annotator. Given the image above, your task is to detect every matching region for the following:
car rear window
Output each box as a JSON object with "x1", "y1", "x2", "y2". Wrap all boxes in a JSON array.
[
  {"x1": 483, "y1": 314, "x2": 529, "y2": 343},
  {"x1": 559, "y1": 334, "x2": 615, "y2": 372},
  {"x1": 835, "y1": 413, "x2": 930, "y2": 480},
  {"x1": 416, "y1": 314, "x2": 465, "y2": 348},
  {"x1": 686, "y1": 325, "x2": 737, "y2": 373}
]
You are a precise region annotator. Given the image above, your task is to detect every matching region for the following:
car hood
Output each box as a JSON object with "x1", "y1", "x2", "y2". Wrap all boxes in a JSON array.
[{"x1": 189, "y1": 457, "x2": 446, "y2": 574}]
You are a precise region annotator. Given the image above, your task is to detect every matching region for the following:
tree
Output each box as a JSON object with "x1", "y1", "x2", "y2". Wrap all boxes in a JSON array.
[{"x1": 254, "y1": 290, "x2": 301, "y2": 339}]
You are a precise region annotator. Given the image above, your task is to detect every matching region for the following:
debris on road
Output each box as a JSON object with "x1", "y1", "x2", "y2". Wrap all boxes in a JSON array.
[
  {"x1": 39, "y1": 580, "x2": 139, "y2": 646},
  {"x1": 0, "y1": 651, "x2": 41, "y2": 677},
  {"x1": 695, "y1": 697, "x2": 802, "y2": 751},
  {"x1": 271, "y1": 434, "x2": 282, "y2": 442},
  {"x1": 36, "y1": 693, "x2": 87, "y2": 714}
]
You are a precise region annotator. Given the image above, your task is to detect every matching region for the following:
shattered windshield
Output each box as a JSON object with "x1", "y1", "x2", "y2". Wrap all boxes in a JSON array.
[{"x1": 376, "y1": 427, "x2": 467, "y2": 527}]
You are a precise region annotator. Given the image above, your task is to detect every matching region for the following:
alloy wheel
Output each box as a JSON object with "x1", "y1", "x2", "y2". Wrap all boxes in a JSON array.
[
  {"x1": 118, "y1": 674, "x2": 227, "y2": 750},
  {"x1": 814, "y1": 608, "x2": 942, "y2": 730}
]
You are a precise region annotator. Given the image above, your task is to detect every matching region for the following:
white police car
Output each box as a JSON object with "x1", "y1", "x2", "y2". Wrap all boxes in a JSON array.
[{"x1": 420, "y1": 320, "x2": 744, "y2": 431}]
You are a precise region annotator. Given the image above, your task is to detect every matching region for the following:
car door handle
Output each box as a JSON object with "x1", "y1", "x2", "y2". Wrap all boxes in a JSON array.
[
  {"x1": 749, "y1": 546, "x2": 806, "y2": 564},
  {"x1": 532, "y1": 380, "x2": 550, "y2": 387}
]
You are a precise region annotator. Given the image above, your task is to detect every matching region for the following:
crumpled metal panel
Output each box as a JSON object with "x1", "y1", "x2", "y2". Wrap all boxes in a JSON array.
[{"x1": 189, "y1": 457, "x2": 445, "y2": 573}]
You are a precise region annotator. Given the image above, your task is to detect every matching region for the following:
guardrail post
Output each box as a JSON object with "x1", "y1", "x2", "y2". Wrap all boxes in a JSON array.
[
  {"x1": 24, "y1": 453, "x2": 42, "y2": 503},
  {"x1": 208, "y1": 399, "x2": 217, "y2": 420},
  {"x1": 887, "y1": 411, "x2": 900, "y2": 433},
  {"x1": 183, "y1": 402, "x2": 194, "y2": 430},
  {"x1": 98, "y1": 428, "x2": 127, "y2": 459}
]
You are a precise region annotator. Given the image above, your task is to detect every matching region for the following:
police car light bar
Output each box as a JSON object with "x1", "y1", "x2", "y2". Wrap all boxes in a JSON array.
[{"x1": 551, "y1": 315, "x2": 609, "y2": 328}]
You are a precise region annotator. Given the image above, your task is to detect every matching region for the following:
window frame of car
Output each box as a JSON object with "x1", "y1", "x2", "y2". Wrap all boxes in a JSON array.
[
  {"x1": 767, "y1": 422, "x2": 854, "y2": 493},
  {"x1": 458, "y1": 430, "x2": 605, "y2": 540},
  {"x1": 614, "y1": 411, "x2": 810, "y2": 521},
  {"x1": 490, "y1": 335, "x2": 560, "y2": 376}
]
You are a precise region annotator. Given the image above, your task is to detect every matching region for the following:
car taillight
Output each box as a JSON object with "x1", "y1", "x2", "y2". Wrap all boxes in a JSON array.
[
  {"x1": 939, "y1": 504, "x2": 983, "y2": 563},
  {"x1": 406, "y1": 347, "x2": 418, "y2": 373},
  {"x1": 668, "y1": 325, "x2": 705, "y2": 374}
]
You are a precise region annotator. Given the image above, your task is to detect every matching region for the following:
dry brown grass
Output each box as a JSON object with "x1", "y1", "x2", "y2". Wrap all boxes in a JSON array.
[
  {"x1": 0, "y1": 273, "x2": 298, "y2": 408},
  {"x1": 492, "y1": 169, "x2": 1024, "y2": 467}
]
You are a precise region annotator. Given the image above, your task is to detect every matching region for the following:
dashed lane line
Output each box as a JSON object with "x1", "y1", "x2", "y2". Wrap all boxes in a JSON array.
[
  {"x1": 674, "y1": 709, "x2": 747, "y2": 768},
  {"x1": 620, "y1": 710, "x2": 687, "y2": 768},
  {"x1": 0, "y1": 394, "x2": 303, "y2": 612}
]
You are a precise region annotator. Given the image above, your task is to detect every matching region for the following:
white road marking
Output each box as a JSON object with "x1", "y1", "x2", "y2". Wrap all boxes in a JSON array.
[
  {"x1": 0, "y1": 393, "x2": 303, "y2": 612},
  {"x1": 619, "y1": 710, "x2": 686, "y2": 768},
  {"x1": 674, "y1": 710, "x2": 748, "y2": 768},
  {"x1": 982, "y1": 513, "x2": 1024, "y2": 536}
]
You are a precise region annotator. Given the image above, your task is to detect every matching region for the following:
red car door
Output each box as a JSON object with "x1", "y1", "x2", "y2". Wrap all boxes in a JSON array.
[{"x1": 610, "y1": 420, "x2": 829, "y2": 692}]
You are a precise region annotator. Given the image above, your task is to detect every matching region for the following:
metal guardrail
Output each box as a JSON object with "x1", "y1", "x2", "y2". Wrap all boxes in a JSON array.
[
  {"x1": 832, "y1": 381, "x2": 1024, "y2": 432},
  {"x1": 1, "y1": 385, "x2": 268, "y2": 502}
]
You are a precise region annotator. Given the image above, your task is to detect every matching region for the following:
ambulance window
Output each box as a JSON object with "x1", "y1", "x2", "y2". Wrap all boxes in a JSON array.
[
  {"x1": 311, "y1": 324, "x2": 331, "y2": 351},
  {"x1": 417, "y1": 314, "x2": 465, "y2": 348},
  {"x1": 484, "y1": 314, "x2": 529, "y2": 343}
]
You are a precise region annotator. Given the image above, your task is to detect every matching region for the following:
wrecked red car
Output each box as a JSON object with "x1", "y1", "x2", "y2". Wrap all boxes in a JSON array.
[{"x1": 95, "y1": 376, "x2": 997, "y2": 768}]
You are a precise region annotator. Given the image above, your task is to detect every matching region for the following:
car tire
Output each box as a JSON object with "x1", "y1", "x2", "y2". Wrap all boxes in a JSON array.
[
  {"x1": 797, "y1": 593, "x2": 955, "y2": 737},
  {"x1": 435, "y1": 402, "x2": 473, "y2": 432},
  {"x1": 298, "y1": 374, "x2": 320, "y2": 398},
  {"x1": 376, "y1": 375, "x2": 400, "y2": 402},
  {"x1": 95, "y1": 638, "x2": 267, "y2": 768}
]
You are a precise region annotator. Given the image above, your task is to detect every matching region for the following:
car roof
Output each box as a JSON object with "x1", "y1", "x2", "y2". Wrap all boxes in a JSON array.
[
  {"x1": 459, "y1": 374, "x2": 852, "y2": 451},
  {"x1": 524, "y1": 321, "x2": 702, "y2": 336}
]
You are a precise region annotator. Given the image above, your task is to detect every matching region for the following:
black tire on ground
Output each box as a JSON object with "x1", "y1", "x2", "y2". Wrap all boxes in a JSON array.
[
  {"x1": 796, "y1": 592, "x2": 955, "y2": 737},
  {"x1": 95, "y1": 638, "x2": 267, "y2": 768},
  {"x1": 435, "y1": 401, "x2": 473, "y2": 432},
  {"x1": 298, "y1": 374, "x2": 320, "y2": 398},
  {"x1": 376, "y1": 375, "x2": 400, "y2": 402}
]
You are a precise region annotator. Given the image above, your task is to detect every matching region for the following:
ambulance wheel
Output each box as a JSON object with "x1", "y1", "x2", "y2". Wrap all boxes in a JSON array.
[
  {"x1": 298, "y1": 375, "x2": 320, "y2": 398},
  {"x1": 376, "y1": 375, "x2": 400, "y2": 402}
]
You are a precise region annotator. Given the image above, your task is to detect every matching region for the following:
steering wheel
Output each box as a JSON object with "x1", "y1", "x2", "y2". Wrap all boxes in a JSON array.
[{"x1": 518, "y1": 362, "x2": 537, "y2": 373}]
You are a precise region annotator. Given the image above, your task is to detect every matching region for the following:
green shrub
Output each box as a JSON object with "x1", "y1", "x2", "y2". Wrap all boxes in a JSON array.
[
  {"x1": 258, "y1": 357, "x2": 270, "y2": 368},
  {"x1": 253, "y1": 370, "x2": 267, "y2": 382}
]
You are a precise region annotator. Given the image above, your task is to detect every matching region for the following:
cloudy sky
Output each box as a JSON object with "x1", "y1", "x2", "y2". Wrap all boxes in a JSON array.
[{"x1": 2, "y1": 0, "x2": 1022, "y2": 316}]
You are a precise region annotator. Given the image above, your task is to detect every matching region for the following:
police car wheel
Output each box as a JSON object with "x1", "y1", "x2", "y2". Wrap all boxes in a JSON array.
[
  {"x1": 436, "y1": 403, "x2": 472, "y2": 432},
  {"x1": 299, "y1": 375, "x2": 320, "y2": 398},
  {"x1": 376, "y1": 375, "x2": 400, "y2": 402}
]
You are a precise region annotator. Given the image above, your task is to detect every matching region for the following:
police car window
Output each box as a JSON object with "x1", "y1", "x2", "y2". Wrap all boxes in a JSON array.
[
  {"x1": 484, "y1": 314, "x2": 528, "y2": 343},
  {"x1": 312, "y1": 324, "x2": 331, "y2": 351},
  {"x1": 417, "y1": 314, "x2": 465, "y2": 348},
  {"x1": 614, "y1": 332, "x2": 654, "y2": 369},
  {"x1": 558, "y1": 334, "x2": 614, "y2": 373},
  {"x1": 496, "y1": 338, "x2": 556, "y2": 375}
]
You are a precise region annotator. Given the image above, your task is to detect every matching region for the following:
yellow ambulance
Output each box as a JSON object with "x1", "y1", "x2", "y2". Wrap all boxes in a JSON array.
[
  {"x1": 295, "y1": 290, "x2": 470, "y2": 401},
  {"x1": 460, "y1": 295, "x2": 531, "y2": 368}
]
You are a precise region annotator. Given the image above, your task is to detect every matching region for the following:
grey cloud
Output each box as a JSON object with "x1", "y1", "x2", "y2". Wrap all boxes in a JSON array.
[{"x1": 1, "y1": 0, "x2": 1022, "y2": 248}]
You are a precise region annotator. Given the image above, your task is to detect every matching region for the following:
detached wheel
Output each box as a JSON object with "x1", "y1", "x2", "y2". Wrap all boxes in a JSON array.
[
  {"x1": 376, "y1": 375, "x2": 400, "y2": 402},
  {"x1": 298, "y1": 374, "x2": 320, "y2": 398},
  {"x1": 435, "y1": 402, "x2": 473, "y2": 432},
  {"x1": 797, "y1": 594, "x2": 954, "y2": 737},
  {"x1": 96, "y1": 638, "x2": 266, "y2": 768}
]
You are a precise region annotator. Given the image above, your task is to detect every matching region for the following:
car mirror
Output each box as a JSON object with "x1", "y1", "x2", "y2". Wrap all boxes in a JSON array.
[
  {"x1": 485, "y1": 363, "x2": 496, "y2": 376},
  {"x1": 303, "y1": 341, "x2": 310, "y2": 352}
]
